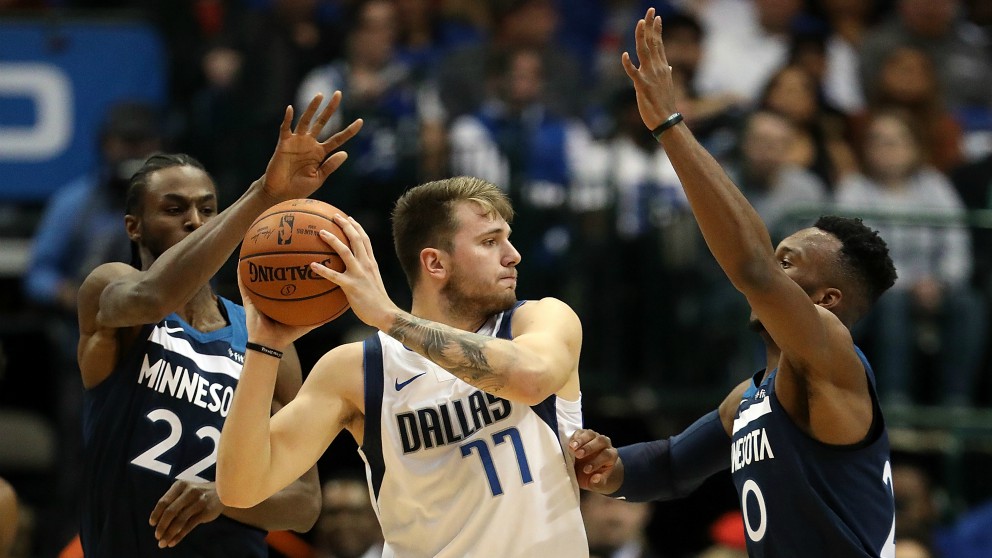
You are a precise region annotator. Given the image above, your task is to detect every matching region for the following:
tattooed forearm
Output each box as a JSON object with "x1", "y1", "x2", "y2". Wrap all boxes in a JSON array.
[{"x1": 388, "y1": 313, "x2": 507, "y2": 392}]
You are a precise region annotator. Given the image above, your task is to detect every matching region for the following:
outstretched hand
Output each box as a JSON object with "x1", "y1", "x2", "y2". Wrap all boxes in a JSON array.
[
  {"x1": 621, "y1": 7, "x2": 679, "y2": 130},
  {"x1": 569, "y1": 428, "x2": 624, "y2": 494},
  {"x1": 262, "y1": 91, "x2": 363, "y2": 202}
]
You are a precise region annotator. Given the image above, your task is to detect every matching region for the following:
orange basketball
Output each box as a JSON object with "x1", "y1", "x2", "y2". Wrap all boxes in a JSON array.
[{"x1": 238, "y1": 199, "x2": 350, "y2": 326}]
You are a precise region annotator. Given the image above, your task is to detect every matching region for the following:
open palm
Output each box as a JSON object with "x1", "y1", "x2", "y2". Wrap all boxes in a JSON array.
[{"x1": 263, "y1": 91, "x2": 363, "y2": 201}]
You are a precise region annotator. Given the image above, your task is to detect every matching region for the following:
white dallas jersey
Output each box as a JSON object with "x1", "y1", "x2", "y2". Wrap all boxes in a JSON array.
[{"x1": 358, "y1": 302, "x2": 588, "y2": 558}]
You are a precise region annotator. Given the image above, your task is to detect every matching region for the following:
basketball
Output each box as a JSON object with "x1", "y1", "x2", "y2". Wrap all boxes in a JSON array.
[{"x1": 238, "y1": 199, "x2": 351, "y2": 326}]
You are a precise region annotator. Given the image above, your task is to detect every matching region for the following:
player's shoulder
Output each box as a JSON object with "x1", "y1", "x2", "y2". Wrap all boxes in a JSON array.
[
  {"x1": 78, "y1": 262, "x2": 140, "y2": 306},
  {"x1": 515, "y1": 297, "x2": 579, "y2": 321},
  {"x1": 312, "y1": 341, "x2": 365, "y2": 378},
  {"x1": 511, "y1": 298, "x2": 581, "y2": 339}
]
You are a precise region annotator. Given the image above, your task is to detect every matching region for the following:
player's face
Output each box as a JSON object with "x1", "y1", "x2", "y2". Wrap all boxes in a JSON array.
[
  {"x1": 749, "y1": 228, "x2": 839, "y2": 331},
  {"x1": 441, "y1": 202, "x2": 521, "y2": 317},
  {"x1": 136, "y1": 166, "x2": 218, "y2": 261}
]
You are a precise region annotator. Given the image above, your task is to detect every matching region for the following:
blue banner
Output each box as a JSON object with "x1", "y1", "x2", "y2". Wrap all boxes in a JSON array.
[{"x1": 0, "y1": 18, "x2": 166, "y2": 201}]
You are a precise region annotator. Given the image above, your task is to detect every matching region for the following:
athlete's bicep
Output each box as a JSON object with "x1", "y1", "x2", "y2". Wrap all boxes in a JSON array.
[
  {"x1": 89, "y1": 262, "x2": 175, "y2": 328},
  {"x1": 78, "y1": 263, "x2": 145, "y2": 388},
  {"x1": 509, "y1": 298, "x2": 582, "y2": 396},
  {"x1": 268, "y1": 343, "x2": 364, "y2": 483}
]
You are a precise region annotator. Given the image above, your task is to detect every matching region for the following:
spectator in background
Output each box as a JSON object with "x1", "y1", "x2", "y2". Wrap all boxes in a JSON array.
[
  {"x1": 448, "y1": 46, "x2": 597, "y2": 301},
  {"x1": 854, "y1": 45, "x2": 964, "y2": 173},
  {"x1": 896, "y1": 537, "x2": 934, "y2": 558},
  {"x1": 836, "y1": 110, "x2": 986, "y2": 406},
  {"x1": 577, "y1": 86, "x2": 739, "y2": 394},
  {"x1": 22, "y1": 100, "x2": 162, "y2": 550},
  {"x1": 892, "y1": 463, "x2": 941, "y2": 545},
  {"x1": 663, "y1": 11, "x2": 747, "y2": 156},
  {"x1": 581, "y1": 491, "x2": 658, "y2": 558},
  {"x1": 314, "y1": 476, "x2": 383, "y2": 558},
  {"x1": 437, "y1": 0, "x2": 583, "y2": 118},
  {"x1": 0, "y1": 476, "x2": 17, "y2": 558},
  {"x1": 951, "y1": 152, "x2": 992, "y2": 404},
  {"x1": 296, "y1": 0, "x2": 447, "y2": 308},
  {"x1": 758, "y1": 62, "x2": 858, "y2": 187},
  {"x1": 697, "y1": 511, "x2": 748, "y2": 558},
  {"x1": 393, "y1": 0, "x2": 481, "y2": 81},
  {"x1": 723, "y1": 110, "x2": 829, "y2": 242},
  {"x1": 183, "y1": 0, "x2": 340, "y2": 210},
  {"x1": 694, "y1": 0, "x2": 807, "y2": 103},
  {"x1": 815, "y1": 0, "x2": 879, "y2": 114},
  {"x1": 859, "y1": 0, "x2": 992, "y2": 118}
]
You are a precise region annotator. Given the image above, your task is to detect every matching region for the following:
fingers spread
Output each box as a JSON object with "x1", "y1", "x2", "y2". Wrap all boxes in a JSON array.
[
  {"x1": 318, "y1": 151, "x2": 349, "y2": 178},
  {"x1": 310, "y1": 90, "x2": 342, "y2": 136},
  {"x1": 279, "y1": 105, "x2": 293, "y2": 139},
  {"x1": 621, "y1": 51, "x2": 639, "y2": 81},
  {"x1": 296, "y1": 93, "x2": 323, "y2": 134},
  {"x1": 323, "y1": 118, "x2": 364, "y2": 154}
]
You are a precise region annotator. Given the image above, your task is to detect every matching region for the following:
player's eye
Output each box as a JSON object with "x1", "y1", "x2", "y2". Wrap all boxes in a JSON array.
[
  {"x1": 165, "y1": 207, "x2": 182, "y2": 215},
  {"x1": 200, "y1": 206, "x2": 216, "y2": 215},
  {"x1": 780, "y1": 260, "x2": 791, "y2": 269}
]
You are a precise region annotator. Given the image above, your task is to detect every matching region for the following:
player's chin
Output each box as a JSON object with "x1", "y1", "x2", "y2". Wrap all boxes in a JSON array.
[{"x1": 493, "y1": 291, "x2": 517, "y2": 312}]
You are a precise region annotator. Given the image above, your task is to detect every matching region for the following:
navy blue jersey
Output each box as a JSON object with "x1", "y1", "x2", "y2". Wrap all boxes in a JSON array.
[
  {"x1": 81, "y1": 297, "x2": 267, "y2": 557},
  {"x1": 730, "y1": 346, "x2": 895, "y2": 558}
]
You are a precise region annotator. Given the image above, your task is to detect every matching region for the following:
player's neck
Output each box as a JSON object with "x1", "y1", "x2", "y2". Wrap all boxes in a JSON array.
[
  {"x1": 177, "y1": 286, "x2": 225, "y2": 332},
  {"x1": 409, "y1": 295, "x2": 488, "y2": 333}
]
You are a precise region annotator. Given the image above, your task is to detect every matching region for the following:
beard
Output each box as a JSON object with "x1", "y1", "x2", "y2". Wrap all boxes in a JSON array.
[{"x1": 441, "y1": 269, "x2": 517, "y2": 322}]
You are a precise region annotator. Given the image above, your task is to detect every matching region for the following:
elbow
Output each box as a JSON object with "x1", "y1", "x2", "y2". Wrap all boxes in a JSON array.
[
  {"x1": 216, "y1": 483, "x2": 263, "y2": 510},
  {"x1": 511, "y1": 366, "x2": 559, "y2": 406},
  {"x1": 215, "y1": 468, "x2": 263, "y2": 509},
  {"x1": 292, "y1": 492, "x2": 322, "y2": 533}
]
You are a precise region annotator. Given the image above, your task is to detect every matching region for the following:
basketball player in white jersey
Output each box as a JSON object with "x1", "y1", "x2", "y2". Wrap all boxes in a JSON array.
[{"x1": 218, "y1": 177, "x2": 588, "y2": 557}]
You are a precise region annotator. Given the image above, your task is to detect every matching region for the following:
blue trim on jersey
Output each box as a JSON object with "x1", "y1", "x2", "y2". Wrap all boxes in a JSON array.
[
  {"x1": 496, "y1": 300, "x2": 526, "y2": 338},
  {"x1": 362, "y1": 334, "x2": 386, "y2": 500}
]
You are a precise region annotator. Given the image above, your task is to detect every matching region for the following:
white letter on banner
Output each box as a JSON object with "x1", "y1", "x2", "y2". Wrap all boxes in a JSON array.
[{"x1": 0, "y1": 63, "x2": 73, "y2": 161}]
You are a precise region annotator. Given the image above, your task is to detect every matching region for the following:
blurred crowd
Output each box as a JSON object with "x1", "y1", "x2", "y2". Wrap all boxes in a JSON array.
[
  {"x1": 11, "y1": 0, "x2": 992, "y2": 407},
  {"x1": 2, "y1": 0, "x2": 992, "y2": 556}
]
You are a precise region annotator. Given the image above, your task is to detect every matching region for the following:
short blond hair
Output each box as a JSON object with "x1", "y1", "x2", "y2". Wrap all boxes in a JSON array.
[{"x1": 392, "y1": 177, "x2": 513, "y2": 289}]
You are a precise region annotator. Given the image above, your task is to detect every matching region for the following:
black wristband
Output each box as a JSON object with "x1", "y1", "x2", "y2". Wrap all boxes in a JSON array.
[
  {"x1": 245, "y1": 341, "x2": 284, "y2": 359},
  {"x1": 651, "y1": 112, "x2": 684, "y2": 141}
]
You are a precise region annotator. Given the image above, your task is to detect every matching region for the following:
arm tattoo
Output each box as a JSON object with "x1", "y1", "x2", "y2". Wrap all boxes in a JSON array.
[{"x1": 388, "y1": 313, "x2": 507, "y2": 392}]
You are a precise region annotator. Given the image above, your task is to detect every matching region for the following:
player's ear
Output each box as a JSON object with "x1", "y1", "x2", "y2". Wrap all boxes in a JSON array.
[
  {"x1": 421, "y1": 247, "x2": 447, "y2": 280},
  {"x1": 124, "y1": 214, "x2": 141, "y2": 244},
  {"x1": 815, "y1": 287, "x2": 842, "y2": 309}
]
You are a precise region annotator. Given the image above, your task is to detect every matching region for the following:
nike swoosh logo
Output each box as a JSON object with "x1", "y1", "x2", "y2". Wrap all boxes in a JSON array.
[
  {"x1": 163, "y1": 325, "x2": 185, "y2": 335},
  {"x1": 395, "y1": 373, "x2": 427, "y2": 391}
]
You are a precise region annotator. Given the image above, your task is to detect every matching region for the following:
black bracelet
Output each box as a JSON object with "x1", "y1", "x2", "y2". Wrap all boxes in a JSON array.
[
  {"x1": 651, "y1": 112, "x2": 684, "y2": 141},
  {"x1": 245, "y1": 341, "x2": 284, "y2": 359}
]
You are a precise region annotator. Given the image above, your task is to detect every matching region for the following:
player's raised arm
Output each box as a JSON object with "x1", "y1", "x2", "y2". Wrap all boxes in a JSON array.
[
  {"x1": 92, "y1": 93, "x2": 361, "y2": 330},
  {"x1": 621, "y1": 9, "x2": 854, "y2": 380}
]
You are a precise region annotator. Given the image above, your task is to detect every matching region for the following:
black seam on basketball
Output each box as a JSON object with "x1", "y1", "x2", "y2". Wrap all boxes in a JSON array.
[
  {"x1": 246, "y1": 283, "x2": 344, "y2": 302},
  {"x1": 239, "y1": 251, "x2": 344, "y2": 260},
  {"x1": 249, "y1": 208, "x2": 343, "y2": 227}
]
